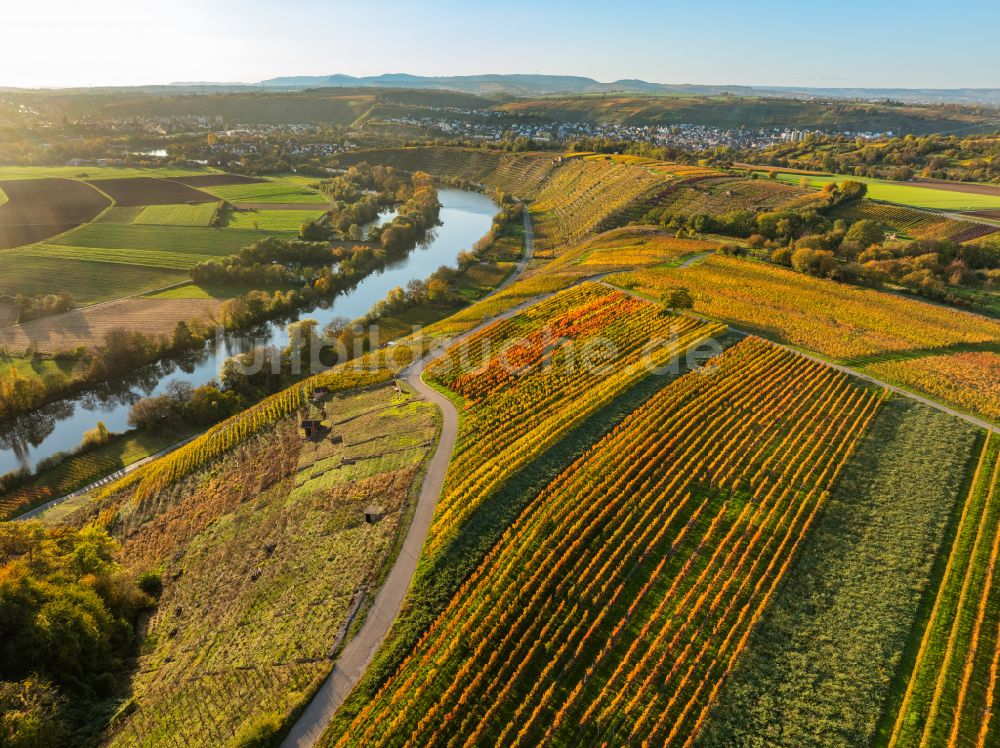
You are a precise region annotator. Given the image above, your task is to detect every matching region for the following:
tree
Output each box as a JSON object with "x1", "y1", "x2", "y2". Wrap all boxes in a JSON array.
[
  {"x1": 844, "y1": 219, "x2": 885, "y2": 248},
  {"x1": 660, "y1": 288, "x2": 694, "y2": 311},
  {"x1": 0, "y1": 677, "x2": 67, "y2": 747}
]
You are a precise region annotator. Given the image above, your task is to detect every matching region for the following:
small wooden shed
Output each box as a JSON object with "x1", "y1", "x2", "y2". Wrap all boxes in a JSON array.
[{"x1": 363, "y1": 506, "x2": 383, "y2": 524}]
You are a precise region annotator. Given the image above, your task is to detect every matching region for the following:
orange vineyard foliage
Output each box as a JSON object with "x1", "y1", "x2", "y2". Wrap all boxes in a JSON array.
[
  {"x1": 425, "y1": 282, "x2": 725, "y2": 550},
  {"x1": 336, "y1": 337, "x2": 884, "y2": 746}
]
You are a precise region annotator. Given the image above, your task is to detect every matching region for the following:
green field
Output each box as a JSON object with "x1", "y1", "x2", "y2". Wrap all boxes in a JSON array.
[
  {"x1": 12, "y1": 244, "x2": 221, "y2": 271},
  {"x1": 0, "y1": 166, "x2": 215, "y2": 180},
  {"x1": 227, "y1": 208, "x2": 325, "y2": 231},
  {"x1": 133, "y1": 202, "x2": 220, "y2": 227},
  {"x1": 0, "y1": 350, "x2": 77, "y2": 382},
  {"x1": 47, "y1": 223, "x2": 275, "y2": 255},
  {"x1": 92, "y1": 206, "x2": 143, "y2": 223},
  {"x1": 758, "y1": 171, "x2": 1000, "y2": 210},
  {"x1": 0, "y1": 254, "x2": 185, "y2": 303},
  {"x1": 202, "y1": 179, "x2": 329, "y2": 204}
]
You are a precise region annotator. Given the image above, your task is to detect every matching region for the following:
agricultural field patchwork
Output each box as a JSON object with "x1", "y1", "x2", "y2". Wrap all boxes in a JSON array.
[
  {"x1": 326, "y1": 338, "x2": 883, "y2": 746},
  {"x1": 200, "y1": 179, "x2": 329, "y2": 204},
  {"x1": 0, "y1": 177, "x2": 110, "y2": 248}
]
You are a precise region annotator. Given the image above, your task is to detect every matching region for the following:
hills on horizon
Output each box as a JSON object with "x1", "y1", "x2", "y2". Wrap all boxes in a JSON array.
[{"x1": 165, "y1": 73, "x2": 1000, "y2": 106}]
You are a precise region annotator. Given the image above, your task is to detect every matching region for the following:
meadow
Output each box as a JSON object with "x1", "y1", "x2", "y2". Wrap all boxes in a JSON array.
[
  {"x1": 760, "y1": 170, "x2": 1000, "y2": 211},
  {"x1": 201, "y1": 179, "x2": 329, "y2": 204},
  {"x1": 226, "y1": 207, "x2": 326, "y2": 231},
  {"x1": 0, "y1": 253, "x2": 185, "y2": 303},
  {"x1": 133, "y1": 202, "x2": 220, "y2": 227},
  {"x1": 48, "y1": 222, "x2": 273, "y2": 255}
]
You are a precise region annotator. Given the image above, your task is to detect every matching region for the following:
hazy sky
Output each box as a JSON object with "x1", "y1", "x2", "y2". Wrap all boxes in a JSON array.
[{"x1": 5, "y1": 0, "x2": 999, "y2": 89}]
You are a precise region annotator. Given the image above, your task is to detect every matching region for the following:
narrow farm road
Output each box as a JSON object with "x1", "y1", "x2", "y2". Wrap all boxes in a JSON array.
[
  {"x1": 15, "y1": 435, "x2": 198, "y2": 521},
  {"x1": 597, "y1": 279, "x2": 1000, "y2": 434},
  {"x1": 281, "y1": 207, "x2": 535, "y2": 748}
]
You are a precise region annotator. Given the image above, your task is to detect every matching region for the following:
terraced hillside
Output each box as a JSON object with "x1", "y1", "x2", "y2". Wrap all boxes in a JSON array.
[
  {"x1": 332, "y1": 147, "x2": 560, "y2": 199},
  {"x1": 47, "y1": 367, "x2": 435, "y2": 746}
]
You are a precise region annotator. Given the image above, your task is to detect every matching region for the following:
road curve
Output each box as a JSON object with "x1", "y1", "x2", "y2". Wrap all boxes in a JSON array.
[{"x1": 281, "y1": 207, "x2": 535, "y2": 748}]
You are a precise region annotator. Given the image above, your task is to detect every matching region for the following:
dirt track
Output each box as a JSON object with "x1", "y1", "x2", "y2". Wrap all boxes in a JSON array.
[
  {"x1": 280, "y1": 209, "x2": 535, "y2": 748},
  {"x1": 963, "y1": 209, "x2": 1000, "y2": 221}
]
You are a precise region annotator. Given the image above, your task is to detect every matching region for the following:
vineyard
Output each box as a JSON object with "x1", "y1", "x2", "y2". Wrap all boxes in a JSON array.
[
  {"x1": 697, "y1": 397, "x2": 981, "y2": 746},
  {"x1": 833, "y1": 200, "x2": 998, "y2": 243},
  {"x1": 888, "y1": 432, "x2": 1000, "y2": 748},
  {"x1": 632, "y1": 174, "x2": 810, "y2": 223},
  {"x1": 0, "y1": 432, "x2": 179, "y2": 520},
  {"x1": 608, "y1": 256, "x2": 1000, "y2": 421},
  {"x1": 332, "y1": 147, "x2": 560, "y2": 199},
  {"x1": 93, "y1": 363, "x2": 401, "y2": 510},
  {"x1": 91, "y1": 385, "x2": 439, "y2": 747},
  {"x1": 528, "y1": 158, "x2": 668, "y2": 257},
  {"x1": 867, "y1": 350, "x2": 1000, "y2": 422},
  {"x1": 424, "y1": 282, "x2": 725, "y2": 548},
  {"x1": 326, "y1": 337, "x2": 884, "y2": 746}
]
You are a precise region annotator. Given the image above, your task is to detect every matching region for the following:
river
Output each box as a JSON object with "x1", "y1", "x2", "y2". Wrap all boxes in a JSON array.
[{"x1": 0, "y1": 188, "x2": 497, "y2": 475}]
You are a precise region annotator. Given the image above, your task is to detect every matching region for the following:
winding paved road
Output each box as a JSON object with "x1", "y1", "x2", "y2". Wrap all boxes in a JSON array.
[{"x1": 280, "y1": 208, "x2": 536, "y2": 748}]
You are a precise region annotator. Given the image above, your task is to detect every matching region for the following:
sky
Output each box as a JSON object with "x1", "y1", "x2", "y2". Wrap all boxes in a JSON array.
[{"x1": 4, "y1": 0, "x2": 999, "y2": 89}]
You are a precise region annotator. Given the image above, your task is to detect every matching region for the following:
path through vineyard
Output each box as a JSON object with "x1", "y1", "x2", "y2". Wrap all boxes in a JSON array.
[{"x1": 281, "y1": 208, "x2": 535, "y2": 747}]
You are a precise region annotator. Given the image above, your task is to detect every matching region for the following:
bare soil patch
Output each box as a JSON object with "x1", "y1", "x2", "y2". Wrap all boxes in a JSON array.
[
  {"x1": 85, "y1": 177, "x2": 215, "y2": 207},
  {"x1": 170, "y1": 174, "x2": 266, "y2": 187},
  {"x1": 963, "y1": 209, "x2": 1000, "y2": 221},
  {"x1": 0, "y1": 178, "x2": 110, "y2": 249},
  {"x1": 912, "y1": 178, "x2": 1000, "y2": 197},
  {"x1": 0, "y1": 297, "x2": 223, "y2": 352}
]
